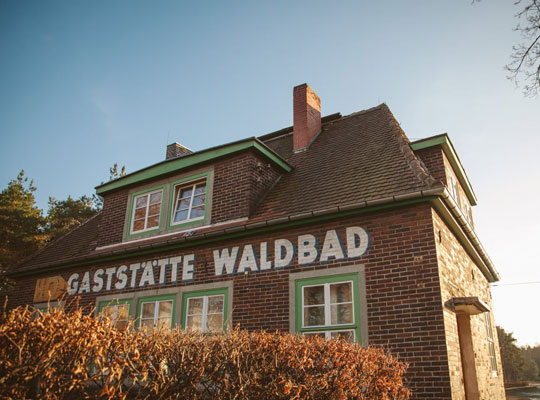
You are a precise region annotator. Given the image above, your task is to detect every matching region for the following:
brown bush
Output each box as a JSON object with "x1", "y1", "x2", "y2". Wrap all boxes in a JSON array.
[{"x1": 0, "y1": 302, "x2": 411, "y2": 399}]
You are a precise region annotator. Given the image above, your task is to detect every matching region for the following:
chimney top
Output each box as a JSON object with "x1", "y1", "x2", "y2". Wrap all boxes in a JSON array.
[
  {"x1": 293, "y1": 83, "x2": 321, "y2": 152},
  {"x1": 166, "y1": 142, "x2": 192, "y2": 160}
]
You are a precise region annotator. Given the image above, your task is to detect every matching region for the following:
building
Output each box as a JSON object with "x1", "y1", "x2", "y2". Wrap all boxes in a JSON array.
[{"x1": 7, "y1": 84, "x2": 505, "y2": 399}]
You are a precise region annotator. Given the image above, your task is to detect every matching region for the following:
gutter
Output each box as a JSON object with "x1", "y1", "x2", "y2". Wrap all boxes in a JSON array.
[{"x1": 10, "y1": 186, "x2": 499, "y2": 283}]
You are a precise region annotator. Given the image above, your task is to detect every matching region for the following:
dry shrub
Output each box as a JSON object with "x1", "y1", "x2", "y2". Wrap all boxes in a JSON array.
[{"x1": 0, "y1": 303, "x2": 411, "y2": 399}]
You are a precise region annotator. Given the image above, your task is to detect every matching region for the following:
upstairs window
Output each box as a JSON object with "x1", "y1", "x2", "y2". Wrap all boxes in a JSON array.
[
  {"x1": 131, "y1": 189, "x2": 163, "y2": 234},
  {"x1": 171, "y1": 179, "x2": 206, "y2": 226}
]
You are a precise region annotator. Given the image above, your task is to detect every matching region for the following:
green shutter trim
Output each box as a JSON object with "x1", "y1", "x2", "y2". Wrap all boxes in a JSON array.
[
  {"x1": 295, "y1": 273, "x2": 361, "y2": 343},
  {"x1": 180, "y1": 287, "x2": 229, "y2": 332},
  {"x1": 96, "y1": 139, "x2": 292, "y2": 195}
]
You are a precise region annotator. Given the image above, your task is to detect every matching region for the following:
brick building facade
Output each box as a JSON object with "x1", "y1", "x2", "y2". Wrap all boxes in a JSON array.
[{"x1": 7, "y1": 84, "x2": 505, "y2": 399}]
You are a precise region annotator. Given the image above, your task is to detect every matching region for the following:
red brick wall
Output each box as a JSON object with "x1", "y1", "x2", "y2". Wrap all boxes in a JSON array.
[
  {"x1": 96, "y1": 151, "x2": 281, "y2": 247},
  {"x1": 211, "y1": 151, "x2": 281, "y2": 223},
  {"x1": 97, "y1": 188, "x2": 129, "y2": 247},
  {"x1": 433, "y1": 210, "x2": 505, "y2": 399},
  {"x1": 7, "y1": 202, "x2": 459, "y2": 399},
  {"x1": 414, "y1": 146, "x2": 446, "y2": 185}
]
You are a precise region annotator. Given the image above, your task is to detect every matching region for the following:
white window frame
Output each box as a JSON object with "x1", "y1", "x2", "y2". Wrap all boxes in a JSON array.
[
  {"x1": 99, "y1": 302, "x2": 130, "y2": 328},
  {"x1": 484, "y1": 313, "x2": 498, "y2": 376},
  {"x1": 185, "y1": 294, "x2": 225, "y2": 333},
  {"x1": 170, "y1": 179, "x2": 207, "y2": 227},
  {"x1": 301, "y1": 280, "x2": 355, "y2": 330},
  {"x1": 130, "y1": 189, "x2": 163, "y2": 234},
  {"x1": 139, "y1": 299, "x2": 174, "y2": 331}
]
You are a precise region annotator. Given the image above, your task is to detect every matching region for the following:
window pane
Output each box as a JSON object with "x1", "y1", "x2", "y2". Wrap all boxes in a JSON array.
[
  {"x1": 147, "y1": 215, "x2": 159, "y2": 228},
  {"x1": 148, "y1": 203, "x2": 160, "y2": 216},
  {"x1": 133, "y1": 219, "x2": 145, "y2": 231},
  {"x1": 135, "y1": 196, "x2": 148, "y2": 208},
  {"x1": 159, "y1": 301, "x2": 173, "y2": 318},
  {"x1": 331, "y1": 304, "x2": 353, "y2": 325},
  {"x1": 179, "y1": 187, "x2": 193, "y2": 199},
  {"x1": 192, "y1": 194, "x2": 205, "y2": 206},
  {"x1": 330, "y1": 282, "x2": 352, "y2": 303},
  {"x1": 101, "y1": 305, "x2": 114, "y2": 318},
  {"x1": 117, "y1": 304, "x2": 129, "y2": 320},
  {"x1": 157, "y1": 318, "x2": 171, "y2": 331},
  {"x1": 208, "y1": 296, "x2": 224, "y2": 313},
  {"x1": 304, "y1": 332, "x2": 325, "y2": 338},
  {"x1": 187, "y1": 298, "x2": 203, "y2": 315},
  {"x1": 174, "y1": 210, "x2": 188, "y2": 222},
  {"x1": 140, "y1": 319, "x2": 154, "y2": 334},
  {"x1": 116, "y1": 320, "x2": 128, "y2": 330},
  {"x1": 194, "y1": 184, "x2": 205, "y2": 195},
  {"x1": 142, "y1": 303, "x2": 155, "y2": 319},
  {"x1": 149, "y1": 192, "x2": 162, "y2": 204},
  {"x1": 206, "y1": 314, "x2": 223, "y2": 332},
  {"x1": 186, "y1": 315, "x2": 202, "y2": 331},
  {"x1": 330, "y1": 330, "x2": 355, "y2": 342},
  {"x1": 190, "y1": 206, "x2": 205, "y2": 218},
  {"x1": 304, "y1": 306, "x2": 325, "y2": 327},
  {"x1": 304, "y1": 286, "x2": 324, "y2": 305},
  {"x1": 134, "y1": 207, "x2": 147, "y2": 219},
  {"x1": 177, "y1": 199, "x2": 191, "y2": 210}
]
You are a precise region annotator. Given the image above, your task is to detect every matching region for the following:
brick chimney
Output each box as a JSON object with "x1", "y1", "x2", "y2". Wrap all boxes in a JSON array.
[
  {"x1": 166, "y1": 142, "x2": 192, "y2": 160},
  {"x1": 293, "y1": 83, "x2": 321, "y2": 152}
]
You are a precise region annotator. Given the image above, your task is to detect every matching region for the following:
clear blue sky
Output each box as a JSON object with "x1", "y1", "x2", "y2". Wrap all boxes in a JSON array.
[{"x1": 1, "y1": 0, "x2": 539, "y2": 345}]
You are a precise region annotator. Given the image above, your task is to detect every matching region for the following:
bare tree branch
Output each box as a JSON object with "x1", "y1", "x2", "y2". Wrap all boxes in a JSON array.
[{"x1": 505, "y1": 0, "x2": 540, "y2": 96}]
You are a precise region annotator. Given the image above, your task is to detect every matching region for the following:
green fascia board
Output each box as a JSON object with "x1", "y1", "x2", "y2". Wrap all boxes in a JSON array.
[
  {"x1": 95, "y1": 138, "x2": 292, "y2": 195},
  {"x1": 411, "y1": 134, "x2": 477, "y2": 206},
  {"x1": 12, "y1": 196, "x2": 435, "y2": 278}
]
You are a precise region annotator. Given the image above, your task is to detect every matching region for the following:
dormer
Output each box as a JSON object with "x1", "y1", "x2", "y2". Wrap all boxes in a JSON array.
[
  {"x1": 95, "y1": 139, "x2": 291, "y2": 248},
  {"x1": 411, "y1": 134, "x2": 476, "y2": 228}
]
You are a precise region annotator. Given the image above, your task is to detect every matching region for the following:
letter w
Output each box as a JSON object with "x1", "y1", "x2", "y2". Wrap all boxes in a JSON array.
[{"x1": 213, "y1": 247, "x2": 239, "y2": 276}]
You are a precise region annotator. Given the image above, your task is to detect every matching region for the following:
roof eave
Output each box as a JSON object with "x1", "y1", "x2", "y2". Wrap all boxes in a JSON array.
[
  {"x1": 95, "y1": 138, "x2": 292, "y2": 196},
  {"x1": 411, "y1": 134, "x2": 478, "y2": 206}
]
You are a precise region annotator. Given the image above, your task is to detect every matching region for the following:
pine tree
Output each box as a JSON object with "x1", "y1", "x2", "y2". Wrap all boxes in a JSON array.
[{"x1": 0, "y1": 171, "x2": 47, "y2": 289}]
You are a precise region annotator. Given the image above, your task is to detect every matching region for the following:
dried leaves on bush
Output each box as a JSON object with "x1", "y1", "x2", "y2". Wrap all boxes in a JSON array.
[{"x1": 0, "y1": 303, "x2": 410, "y2": 399}]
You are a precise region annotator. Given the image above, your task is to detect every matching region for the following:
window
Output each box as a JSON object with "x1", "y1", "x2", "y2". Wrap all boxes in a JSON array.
[
  {"x1": 130, "y1": 188, "x2": 164, "y2": 234},
  {"x1": 295, "y1": 273, "x2": 361, "y2": 342},
  {"x1": 98, "y1": 299, "x2": 131, "y2": 330},
  {"x1": 171, "y1": 179, "x2": 207, "y2": 226},
  {"x1": 484, "y1": 313, "x2": 498, "y2": 375},
  {"x1": 181, "y1": 287, "x2": 228, "y2": 333},
  {"x1": 137, "y1": 294, "x2": 175, "y2": 333}
]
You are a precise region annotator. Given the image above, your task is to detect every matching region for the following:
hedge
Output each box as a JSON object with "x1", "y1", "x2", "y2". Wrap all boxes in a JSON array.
[{"x1": 0, "y1": 302, "x2": 411, "y2": 399}]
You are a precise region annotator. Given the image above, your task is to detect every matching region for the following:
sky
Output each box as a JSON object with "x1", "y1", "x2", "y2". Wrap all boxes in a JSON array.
[{"x1": 1, "y1": 0, "x2": 539, "y2": 345}]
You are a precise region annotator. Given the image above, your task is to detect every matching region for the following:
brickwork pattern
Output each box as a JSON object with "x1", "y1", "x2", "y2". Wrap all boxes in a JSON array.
[
  {"x1": 212, "y1": 151, "x2": 281, "y2": 223},
  {"x1": 97, "y1": 188, "x2": 129, "y2": 247},
  {"x1": 433, "y1": 210, "x2": 505, "y2": 399},
  {"x1": 8, "y1": 203, "x2": 460, "y2": 399}
]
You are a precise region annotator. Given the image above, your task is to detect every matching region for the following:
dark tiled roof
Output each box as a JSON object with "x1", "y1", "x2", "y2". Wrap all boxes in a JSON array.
[
  {"x1": 254, "y1": 104, "x2": 437, "y2": 218},
  {"x1": 14, "y1": 104, "x2": 440, "y2": 274},
  {"x1": 16, "y1": 213, "x2": 101, "y2": 272}
]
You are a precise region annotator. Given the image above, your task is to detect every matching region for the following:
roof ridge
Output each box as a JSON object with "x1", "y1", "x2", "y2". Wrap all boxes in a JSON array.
[{"x1": 381, "y1": 104, "x2": 440, "y2": 188}]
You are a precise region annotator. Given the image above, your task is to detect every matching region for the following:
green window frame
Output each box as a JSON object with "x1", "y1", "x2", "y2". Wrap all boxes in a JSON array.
[
  {"x1": 136, "y1": 293, "x2": 176, "y2": 333},
  {"x1": 126, "y1": 184, "x2": 166, "y2": 239},
  {"x1": 295, "y1": 273, "x2": 361, "y2": 342},
  {"x1": 97, "y1": 298, "x2": 132, "y2": 329},
  {"x1": 180, "y1": 287, "x2": 228, "y2": 333},
  {"x1": 166, "y1": 171, "x2": 211, "y2": 231}
]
